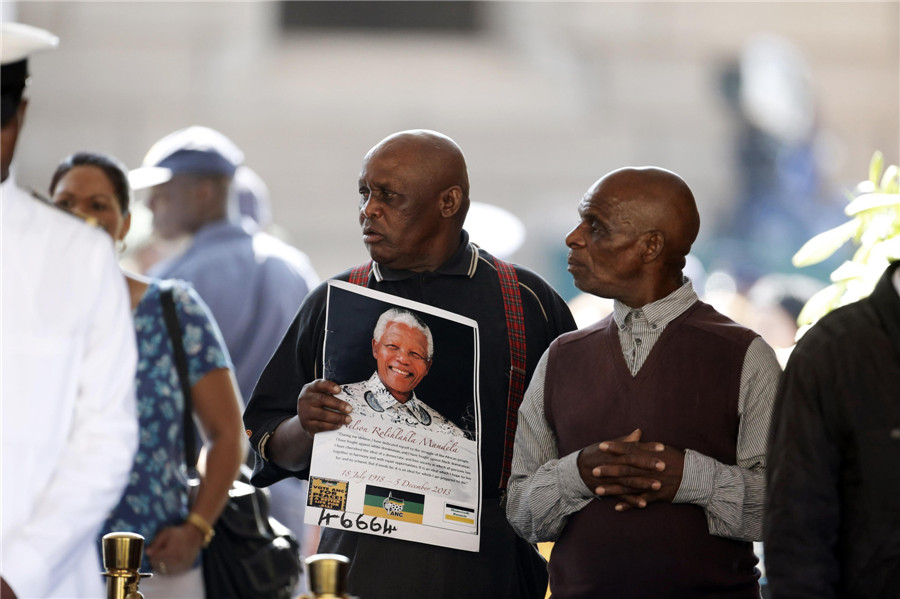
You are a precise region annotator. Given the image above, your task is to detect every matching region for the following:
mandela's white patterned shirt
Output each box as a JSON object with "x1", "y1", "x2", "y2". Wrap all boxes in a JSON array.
[{"x1": 338, "y1": 372, "x2": 469, "y2": 439}]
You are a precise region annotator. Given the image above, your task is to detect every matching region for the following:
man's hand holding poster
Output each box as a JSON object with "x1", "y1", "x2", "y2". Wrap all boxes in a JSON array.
[{"x1": 305, "y1": 281, "x2": 482, "y2": 551}]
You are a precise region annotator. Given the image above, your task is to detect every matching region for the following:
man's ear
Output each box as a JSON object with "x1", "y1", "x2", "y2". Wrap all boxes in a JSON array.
[
  {"x1": 439, "y1": 186, "x2": 463, "y2": 219},
  {"x1": 642, "y1": 230, "x2": 665, "y2": 263}
]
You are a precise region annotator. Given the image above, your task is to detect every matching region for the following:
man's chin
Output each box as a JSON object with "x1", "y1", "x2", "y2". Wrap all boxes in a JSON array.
[
  {"x1": 364, "y1": 243, "x2": 385, "y2": 263},
  {"x1": 384, "y1": 383, "x2": 415, "y2": 402},
  {"x1": 366, "y1": 248, "x2": 406, "y2": 270},
  {"x1": 571, "y1": 276, "x2": 598, "y2": 295}
]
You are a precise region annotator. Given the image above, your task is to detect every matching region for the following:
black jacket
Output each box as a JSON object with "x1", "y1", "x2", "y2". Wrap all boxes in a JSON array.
[
  {"x1": 764, "y1": 261, "x2": 900, "y2": 598},
  {"x1": 243, "y1": 232, "x2": 576, "y2": 599}
]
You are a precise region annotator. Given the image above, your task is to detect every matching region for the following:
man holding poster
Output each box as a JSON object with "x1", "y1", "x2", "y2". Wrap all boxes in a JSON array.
[{"x1": 243, "y1": 130, "x2": 576, "y2": 599}]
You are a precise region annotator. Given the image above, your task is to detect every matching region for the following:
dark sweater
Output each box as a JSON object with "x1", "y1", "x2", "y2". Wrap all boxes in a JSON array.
[
  {"x1": 765, "y1": 261, "x2": 900, "y2": 599},
  {"x1": 545, "y1": 301, "x2": 760, "y2": 599},
  {"x1": 243, "y1": 232, "x2": 577, "y2": 599}
]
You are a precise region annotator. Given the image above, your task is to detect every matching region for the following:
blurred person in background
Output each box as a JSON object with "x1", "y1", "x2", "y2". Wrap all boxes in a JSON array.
[
  {"x1": 50, "y1": 151, "x2": 245, "y2": 598},
  {"x1": 707, "y1": 33, "x2": 845, "y2": 286},
  {"x1": 232, "y1": 164, "x2": 273, "y2": 232},
  {"x1": 764, "y1": 260, "x2": 900, "y2": 598},
  {"x1": 1, "y1": 24, "x2": 138, "y2": 599},
  {"x1": 506, "y1": 167, "x2": 781, "y2": 598},
  {"x1": 132, "y1": 125, "x2": 319, "y2": 406},
  {"x1": 228, "y1": 163, "x2": 322, "y2": 559},
  {"x1": 130, "y1": 125, "x2": 319, "y2": 583}
]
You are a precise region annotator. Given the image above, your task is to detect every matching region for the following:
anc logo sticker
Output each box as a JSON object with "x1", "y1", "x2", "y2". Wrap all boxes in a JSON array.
[{"x1": 362, "y1": 485, "x2": 424, "y2": 523}]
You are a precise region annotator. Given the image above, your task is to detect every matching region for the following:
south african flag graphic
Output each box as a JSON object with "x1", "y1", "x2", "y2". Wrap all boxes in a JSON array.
[{"x1": 363, "y1": 485, "x2": 425, "y2": 523}]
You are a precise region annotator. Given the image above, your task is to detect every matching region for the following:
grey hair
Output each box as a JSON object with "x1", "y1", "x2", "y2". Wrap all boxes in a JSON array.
[{"x1": 373, "y1": 308, "x2": 434, "y2": 360}]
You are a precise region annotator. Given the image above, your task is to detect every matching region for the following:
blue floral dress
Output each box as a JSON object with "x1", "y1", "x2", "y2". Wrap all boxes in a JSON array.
[{"x1": 99, "y1": 279, "x2": 231, "y2": 571}]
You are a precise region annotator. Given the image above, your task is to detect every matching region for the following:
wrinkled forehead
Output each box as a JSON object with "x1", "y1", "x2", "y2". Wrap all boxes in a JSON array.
[
  {"x1": 361, "y1": 139, "x2": 420, "y2": 175},
  {"x1": 579, "y1": 179, "x2": 632, "y2": 215}
]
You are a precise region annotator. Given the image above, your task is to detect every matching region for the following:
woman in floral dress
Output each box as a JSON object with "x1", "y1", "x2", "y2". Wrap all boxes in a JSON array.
[{"x1": 50, "y1": 152, "x2": 244, "y2": 598}]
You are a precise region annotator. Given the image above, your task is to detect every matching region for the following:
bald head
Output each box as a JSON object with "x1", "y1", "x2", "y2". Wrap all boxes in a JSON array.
[
  {"x1": 593, "y1": 166, "x2": 700, "y2": 265},
  {"x1": 368, "y1": 130, "x2": 469, "y2": 218},
  {"x1": 358, "y1": 130, "x2": 472, "y2": 271},
  {"x1": 566, "y1": 166, "x2": 700, "y2": 306}
]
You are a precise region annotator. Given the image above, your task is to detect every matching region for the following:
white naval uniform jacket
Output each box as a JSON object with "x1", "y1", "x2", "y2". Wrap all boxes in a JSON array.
[{"x1": 1, "y1": 175, "x2": 139, "y2": 598}]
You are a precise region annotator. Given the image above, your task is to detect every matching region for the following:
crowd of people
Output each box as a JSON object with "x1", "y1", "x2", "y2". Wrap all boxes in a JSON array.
[{"x1": 2, "y1": 20, "x2": 898, "y2": 599}]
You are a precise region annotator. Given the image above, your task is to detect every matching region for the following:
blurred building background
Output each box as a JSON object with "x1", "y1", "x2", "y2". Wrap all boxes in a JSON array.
[{"x1": 4, "y1": 1, "x2": 899, "y2": 300}]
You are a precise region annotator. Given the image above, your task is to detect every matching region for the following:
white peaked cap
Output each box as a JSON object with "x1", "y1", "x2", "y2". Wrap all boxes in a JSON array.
[{"x1": 1, "y1": 22, "x2": 59, "y2": 66}]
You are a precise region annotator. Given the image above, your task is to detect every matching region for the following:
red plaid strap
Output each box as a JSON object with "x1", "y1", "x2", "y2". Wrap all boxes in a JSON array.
[
  {"x1": 492, "y1": 257, "x2": 526, "y2": 490},
  {"x1": 348, "y1": 261, "x2": 372, "y2": 287}
]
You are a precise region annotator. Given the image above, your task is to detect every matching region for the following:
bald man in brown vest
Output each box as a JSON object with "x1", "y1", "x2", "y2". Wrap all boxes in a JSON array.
[{"x1": 506, "y1": 167, "x2": 781, "y2": 599}]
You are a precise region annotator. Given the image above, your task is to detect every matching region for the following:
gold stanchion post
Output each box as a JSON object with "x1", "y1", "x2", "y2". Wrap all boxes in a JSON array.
[
  {"x1": 101, "y1": 532, "x2": 151, "y2": 599},
  {"x1": 298, "y1": 553, "x2": 356, "y2": 599}
]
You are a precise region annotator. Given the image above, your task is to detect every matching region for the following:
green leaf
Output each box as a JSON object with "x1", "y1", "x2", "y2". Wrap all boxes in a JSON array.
[
  {"x1": 845, "y1": 192, "x2": 900, "y2": 216},
  {"x1": 880, "y1": 165, "x2": 899, "y2": 193},
  {"x1": 871, "y1": 234, "x2": 900, "y2": 261},
  {"x1": 794, "y1": 153, "x2": 899, "y2": 328},
  {"x1": 792, "y1": 220, "x2": 861, "y2": 267},
  {"x1": 853, "y1": 181, "x2": 877, "y2": 196},
  {"x1": 850, "y1": 242, "x2": 878, "y2": 268},
  {"x1": 829, "y1": 260, "x2": 866, "y2": 282},
  {"x1": 869, "y1": 151, "x2": 884, "y2": 186},
  {"x1": 797, "y1": 282, "x2": 846, "y2": 327}
]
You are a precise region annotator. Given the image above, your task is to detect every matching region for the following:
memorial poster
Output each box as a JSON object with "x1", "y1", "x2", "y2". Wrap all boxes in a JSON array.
[{"x1": 304, "y1": 281, "x2": 482, "y2": 552}]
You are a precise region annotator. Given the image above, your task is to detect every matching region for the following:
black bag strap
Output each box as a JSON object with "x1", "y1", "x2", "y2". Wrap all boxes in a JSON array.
[{"x1": 159, "y1": 283, "x2": 199, "y2": 472}]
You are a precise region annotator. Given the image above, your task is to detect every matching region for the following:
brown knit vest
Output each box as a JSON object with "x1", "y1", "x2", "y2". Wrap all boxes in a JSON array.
[{"x1": 545, "y1": 301, "x2": 760, "y2": 599}]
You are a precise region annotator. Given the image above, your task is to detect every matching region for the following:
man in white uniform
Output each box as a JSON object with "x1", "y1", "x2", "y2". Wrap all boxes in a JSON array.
[{"x1": 1, "y1": 23, "x2": 139, "y2": 599}]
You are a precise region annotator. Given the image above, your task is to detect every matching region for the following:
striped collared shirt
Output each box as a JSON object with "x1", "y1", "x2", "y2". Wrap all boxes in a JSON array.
[{"x1": 612, "y1": 278, "x2": 697, "y2": 375}]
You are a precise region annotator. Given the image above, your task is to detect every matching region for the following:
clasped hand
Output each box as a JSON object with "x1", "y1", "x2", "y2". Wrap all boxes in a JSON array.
[{"x1": 577, "y1": 428, "x2": 684, "y2": 512}]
